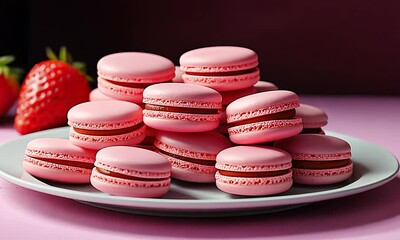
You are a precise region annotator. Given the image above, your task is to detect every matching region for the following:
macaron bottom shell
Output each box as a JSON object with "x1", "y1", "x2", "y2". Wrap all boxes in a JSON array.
[
  {"x1": 23, "y1": 157, "x2": 91, "y2": 184},
  {"x1": 90, "y1": 168, "x2": 171, "y2": 198},
  {"x1": 143, "y1": 115, "x2": 219, "y2": 132},
  {"x1": 215, "y1": 170, "x2": 293, "y2": 196},
  {"x1": 69, "y1": 125, "x2": 146, "y2": 150},
  {"x1": 228, "y1": 120, "x2": 303, "y2": 144},
  {"x1": 293, "y1": 161, "x2": 353, "y2": 185}
]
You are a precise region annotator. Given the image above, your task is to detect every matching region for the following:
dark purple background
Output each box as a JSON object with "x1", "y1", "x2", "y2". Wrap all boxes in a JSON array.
[{"x1": 2, "y1": 0, "x2": 400, "y2": 95}]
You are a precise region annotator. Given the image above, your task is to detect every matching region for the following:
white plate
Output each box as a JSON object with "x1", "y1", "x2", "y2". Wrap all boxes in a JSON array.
[{"x1": 0, "y1": 127, "x2": 398, "y2": 217}]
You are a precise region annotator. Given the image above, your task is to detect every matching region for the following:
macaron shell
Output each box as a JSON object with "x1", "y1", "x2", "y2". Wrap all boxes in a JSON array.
[
  {"x1": 68, "y1": 101, "x2": 143, "y2": 129},
  {"x1": 143, "y1": 83, "x2": 222, "y2": 109},
  {"x1": 23, "y1": 156, "x2": 91, "y2": 183},
  {"x1": 97, "y1": 52, "x2": 175, "y2": 83},
  {"x1": 69, "y1": 124, "x2": 146, "y2": 150},
  {"x1": 215, "y1": 170, "x2": 293, "y2": 196},
  {"x1": 226, "y1": 90, "x2": 300, "y2": 124},
  {"x1": 95, "y1": 146, "x2": 171, "y2": 178},
  {"x1": 228, "y1": 119, "x2": 303, "y2": 144},
  {"x1": 293, "y1": 161, "x2": 353, "y2": 185},
  {"x1": 216, "y1": 146, "x2": 292, "y2": 170},
  {"x1": 182, "y1": 69, "x2": 259, "y2": 92},
  {"x1": 295, "y1": 104, "x2": 328, "y2": 129},
  {"x1": 143, "y1": 113, "x2": 220, "y2": 132},
  {"x1": 253, "y1": 81, "x2": 279, "y2": 92},
  {"x1": 274, "y1": 134, "x2": 351, "y2": 160},
  {"x1": 89, "y1": 88, "x2": 115, "y2": 101},
  {"x1": 25, "y1": 138, "x2": 97, "y2": 163},
  {"x1": 180, "y1": 46, "x2": 258, "y2": 73},
  {"x1": 90, "y1": 168, "x2": 170, "y2": 197},
  {"x1": 98, "y1": 77, "x2": 144, "y2": 103}
]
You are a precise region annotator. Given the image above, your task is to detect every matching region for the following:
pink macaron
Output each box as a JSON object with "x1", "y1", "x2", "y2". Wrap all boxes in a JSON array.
[
  {"x1": 137, "y1": 126, "x2": 158, "y2": 151},
  {"x1": 97, "y1": 52, "x2": 175, "y2": 104},
  {"x1": 142, "y1": 83, "x2": 222, "y2": 132},
  {"x1": 253, "y1": 81, "x2": 279, "y2": 92},
  {"x1": 226, "y1": 90, "x2": 303, "y2": 144},
  {"x1": 154, "y1": 131, "x2": 232, "y2": 183},
  {"x1": 68, "y1": 100, "x2": 146, "y2": 150},
  {"x1": 215, "y1": 146, "x2": 293, "y2": 196},
  {"x1": 275, "y1": 134, "x2": 353, "y2": 185},
  {"x1": 23, "y1": 138, "x2": 97, "y2": 183},
  {"x1": 295, "y1": 103, "x2": 328, "y2": 134},
  {"x1": 216, "y1": 86, "x2": 256, "y2": 135},
  {"x1": 180, "y1": 46, "x2": 260, "y2": 91},
  {"x1": 172, "y1": 66, "x2": 184, "y2": 83},
  {"x1": 91, "y1": 146, "x2": 171, "y2": 197},
  {"x1": 89, "y1": 88, "x2": 115, "y2": 101}
]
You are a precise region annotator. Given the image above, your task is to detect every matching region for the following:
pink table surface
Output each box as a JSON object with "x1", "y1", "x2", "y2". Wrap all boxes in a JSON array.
[{"x1": 1, "y1": 96, "x2": 399, "y2": 240}]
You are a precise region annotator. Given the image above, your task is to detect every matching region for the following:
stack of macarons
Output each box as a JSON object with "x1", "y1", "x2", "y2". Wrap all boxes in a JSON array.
[{"x1": 23, "y1": 45, "x2": 353, "y2": 199}]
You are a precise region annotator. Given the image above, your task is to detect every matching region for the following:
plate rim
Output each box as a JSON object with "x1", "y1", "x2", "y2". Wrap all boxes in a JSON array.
[{"x1": 0, "y1": 127, "x2": 398, "y2": 211}]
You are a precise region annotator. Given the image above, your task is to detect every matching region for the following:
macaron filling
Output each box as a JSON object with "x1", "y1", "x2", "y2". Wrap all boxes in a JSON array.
[
  {"x1": 73, "y1": 122, "x2": 144, "y2": 136},
  {"x1": 293, "y1": 159, "x2": 351, "y2": 169},
  {"x1": 155, "y1": 148, "x2": 215, "y2": 166},
  {"x1": 229, "y1": 109, "x2": 296, "y2": 127},
  {"x1": 145, "y1": 104, "x2": 219, "y2": 115},
  {"x1": 218, "y1": 169, "x2": 290, "y2": 177},
  {"x1": 96, "y1": 167, "x2": 169, "y2": 181},
  {"x1": 184, "y1": 68, "x2": 258, "y2": 77}
]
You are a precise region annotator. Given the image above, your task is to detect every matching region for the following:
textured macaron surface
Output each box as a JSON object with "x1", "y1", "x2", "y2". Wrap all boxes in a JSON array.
[
  {"x1": 25, "y1": 138, "x2": 97, "y2": 163},
  {"x1": 226, "y1": 90, "x2": 300, "y2": 124},
  {"x1": 143, "y1": 83, "x2": 222, "y2": 109},
  {"x1": 275, "y1": 134, "x2": 351, "y2": 160},
  {"x1": 216, "y1": 146, "x2": 292, "y2": 172},
  {"x1": 68, "y1": 100, "x2": 142, "y2": 130},
  {"x1": 180, "y1": 46, "x2": 258, "y2": 73},
  {"x1": 295, "y1": 104, "x2": 328, "y2": 128},
  {"x1": 95, "y1": 146, "x2": 171, "y2": 178},
  {"x1": 155, "y1": 131, "x2": 232, "y2": 160},
  {"x1": 97, "y1": 52, "x2": 175, "y2": 83}
]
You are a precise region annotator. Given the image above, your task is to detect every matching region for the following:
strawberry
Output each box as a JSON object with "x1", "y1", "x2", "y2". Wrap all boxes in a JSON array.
[
  {"x1": 0, "y1": 56, "x2": 23, "y2": 119},
  {"x1": 15, "y1": 47, "x2": 91, "y2": 134}
]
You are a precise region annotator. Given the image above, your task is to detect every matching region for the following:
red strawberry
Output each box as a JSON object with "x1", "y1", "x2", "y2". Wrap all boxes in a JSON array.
[
  {"x1": 0, "y1": 56, "x2": 23, "y2": 119},
  {"x1": 15, "y1": 47, "x2": 91, "y2": 134}
]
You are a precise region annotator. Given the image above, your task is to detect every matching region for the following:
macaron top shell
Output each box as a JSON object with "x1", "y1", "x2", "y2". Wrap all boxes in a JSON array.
[
  {"x1": 216, "y1": 146, "x2": 292, "y2": 172},
  {"x1": 143, "y1": 83, "x2": 222, "y2": 109},
  {"x1": 254, "y1": 81, "x2": 279, "y2": 92},
  {"x1": 155, "y1": 131, "x2": 232, "y2": 160},
  {"x1": 180, "y1": 46, "x2": 258, "y2": 73},
  {"x1": 25, "y1": 138, "x2": 97, "y2": 162},
  {"x1": 89, "y1": 88, "x2": 115, "y2": 101},
  {"x1": 275, "y1": 134, "x2": 351, "y2": 161},
  {"x1": 95, "y1": 146, "x2": 171, "y2": 178},
  {"x1": 226, "y1": 90, "x2": 300, "y2": 123},
  {"x1": 68, "y1": 101, "x2": 142, "y2": 129},
  {"x1": 295, "y1": 104, "x2": 328, "y2": 128},
  {"x1": 97, "y1": 52, "x2": 175, "y2": 83}
]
